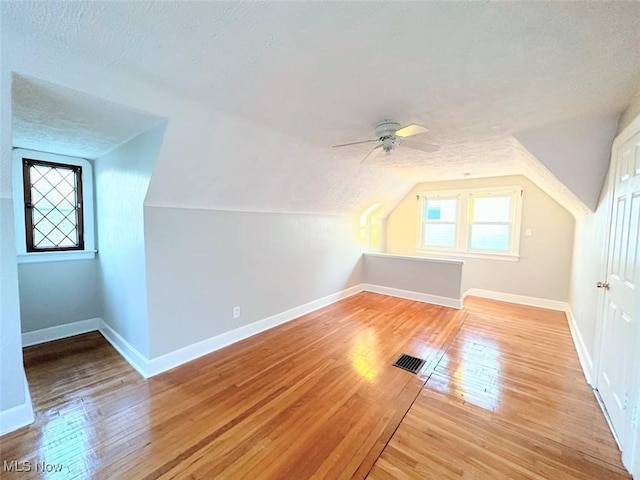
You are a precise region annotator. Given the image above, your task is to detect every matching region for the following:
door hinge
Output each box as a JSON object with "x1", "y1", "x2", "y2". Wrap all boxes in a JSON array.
[{"x1": 622, "y1": 391, "x2": 629, "y2": 410}]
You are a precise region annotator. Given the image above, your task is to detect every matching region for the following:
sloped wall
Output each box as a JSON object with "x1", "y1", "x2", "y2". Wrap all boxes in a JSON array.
[
  {"x1": 516, "y1": 116, "x2": 618, "y2": 211},
  {"x1": 2, "y1": 27, "x2": 372, "y2": 366}
]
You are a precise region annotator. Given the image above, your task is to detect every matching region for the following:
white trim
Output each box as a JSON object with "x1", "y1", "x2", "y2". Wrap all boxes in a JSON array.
[
  {"x1": 416, "y1": 185, "x2": 524, "y2": 258},
  {"x1": 594, "y1": 389, "x2": 623, "y2": 452},
  {"x1": 146, "y1": 284, "x2": 364, "y2": 376},
  {"x1": 362, "y1": 283, "x2": 462, "y2": 309},
  {"x1": 98, "y1": 321, "x2": 150, "y2": 378},
  {"x1": 463, "y1": 288, "x2": 568, "y2": 311},
  {"x1": 17, "y1": 250, "x2": 97, "y2": 264},
  {"x1": 633, "y1": 436, "x2": 640, "y2": 480},
  {"x1": 22, "y1": 317, "x2": 101, "y2": 347},
  {"x1": 363, "y1": 252, "x2": 464, "y2": 265},
  {"x1": 0, "y1": 371, "x2": 34, "y2": 436},
  {"x1": 565, "y1": 308, "x2": 594, "y2": 386},
  {"x1": 16, "y1": 286, "x2": 366, "y2": 379},
  {"x1": 16, "y1": 283, "x2": 466, "y2": 383}
]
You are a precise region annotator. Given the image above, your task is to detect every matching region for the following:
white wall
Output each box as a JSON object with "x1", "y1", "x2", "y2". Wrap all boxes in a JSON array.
[
  {"x1": 95, "y1": 125, "x2": 165, "y2": 358},
  {"x1": 0, "y1": 200, "x2": 25, "y2": 411},
  {"x1": 385, "y1": 175, "x2": 575, "y2": 301},
  {"x1": 363, "y1": 253, "x2": 462, "y2": 302},
  {"x1": 2, "y1": 20, "x2": 369, "y2": 370},
  {"x1": 18, "y1": 260, "x2": 102, "y2": 332},
  {"x1": 0, "y1": 23, "x2": 31, "y2": 425},
  {"x1": 569, "y1": 91, "x2": 640, "y2": 370},
  {"x1": 145, "y1": 207, "x2": 363, "y2": 357}
]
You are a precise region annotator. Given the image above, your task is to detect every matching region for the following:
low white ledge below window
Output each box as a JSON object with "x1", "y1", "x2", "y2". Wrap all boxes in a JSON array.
[
  {"x1": 363, "y1": 252, "x2": 464, "y2": 265},
  {"x1": 17, "y1": 250, "x2": 97, "y2": 264}
]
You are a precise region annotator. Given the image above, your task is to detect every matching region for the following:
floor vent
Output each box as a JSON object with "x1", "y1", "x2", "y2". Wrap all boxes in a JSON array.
[{"x1": 392, "y1": 354, "x2": 426, "y2": 374}]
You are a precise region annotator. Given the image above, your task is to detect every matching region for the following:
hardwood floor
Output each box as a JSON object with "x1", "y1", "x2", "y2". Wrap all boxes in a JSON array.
[
  {"x1": 0, "y1": 293, "x2": 628, "y2": 479},
  {"x1": 369, "y1": 297, "x2": 629, "y2": 480}
]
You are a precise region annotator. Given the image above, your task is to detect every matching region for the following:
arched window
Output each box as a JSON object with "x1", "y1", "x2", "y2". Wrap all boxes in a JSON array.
[{"x1": 359, "y1": 203, "x2": 382, "y2": 252}]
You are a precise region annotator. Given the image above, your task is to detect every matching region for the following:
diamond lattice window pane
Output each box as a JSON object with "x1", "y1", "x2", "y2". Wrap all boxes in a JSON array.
[{"x1": 26, "y1": 161, "x2": 81, "y2": 250}]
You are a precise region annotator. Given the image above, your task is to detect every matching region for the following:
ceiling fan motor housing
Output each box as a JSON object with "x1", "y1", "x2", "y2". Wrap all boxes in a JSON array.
[{"x1": 375, "y1": 120, "x2": 401, "y2": 140}]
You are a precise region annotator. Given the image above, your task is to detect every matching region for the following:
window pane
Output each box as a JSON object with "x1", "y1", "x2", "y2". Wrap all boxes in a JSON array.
[
  {"x1": 472, "y1": 196, "x2": 511, "y2": 222},
  {"x1": 470, "y1": 224, "x2": 510, "y2": 251},
  {"x1": 424, "y1": 198, "x2": 457, "y2": 222},
  {"x1": 424, "y1": 223, "x2": 456, "y2": 248},
  {"x1": 26, "y1": 161, "x2": 81, "y2": 250}
]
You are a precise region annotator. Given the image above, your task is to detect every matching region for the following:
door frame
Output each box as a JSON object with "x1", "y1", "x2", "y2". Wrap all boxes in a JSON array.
[{"x1": 592, "y1": 111, "x2": 640, "y2": 473}]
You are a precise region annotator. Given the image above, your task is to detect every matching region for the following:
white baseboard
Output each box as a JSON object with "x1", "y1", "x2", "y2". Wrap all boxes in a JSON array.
[
  {"x1": 565, "y1": 308, "x2": 594, "y2": 386},
  {"x1": 18, "y1": 283, "x2": 461, "y2": 380},
  {"x1": 362, "y1": 283, "x2": 462, "y2": 309},
  {"x1": 463, "y1": 288, "x2": 568, "y2": 311},
  {"x1": 17, "y1": 286, "x2": 365, "y2": 379},
  {"x1": 0, "y1": 371, "x2": 34, "y2": 436},
  {"x1": 146, "y1": 284, "x2": 364, "y2": 376},
  {"x1": 632, "y1": 437, "x2": 640, "y2": 480},
  {"x1": 21, "y1": 317, "x2": 151, "y2": 378},
  {"x1": 22, "y1": 317, "x2": 102, "y2": 347},
  {"x1": 98, "y1": 321, "x2": 150, "y2": 378}
]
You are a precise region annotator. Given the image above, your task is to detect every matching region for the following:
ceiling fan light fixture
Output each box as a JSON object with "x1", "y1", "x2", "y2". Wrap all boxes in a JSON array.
[
  {"x1": 382, "y1": 137, "x2": 394, "y2": 153},
  {"x1": 333, "y1": 119, "x2": 439, "y2": 163}
]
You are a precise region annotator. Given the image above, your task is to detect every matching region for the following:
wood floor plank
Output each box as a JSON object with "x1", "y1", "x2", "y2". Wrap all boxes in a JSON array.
[
  {"x1": 1, "y1": 293, "x2": 463, "y2": 479},
  {"x1": 0, "y1": 293, "x2": 629, "y2": 479},
  {"x1": 368, "y1": 296, "x2": 629, "y2": 480}
]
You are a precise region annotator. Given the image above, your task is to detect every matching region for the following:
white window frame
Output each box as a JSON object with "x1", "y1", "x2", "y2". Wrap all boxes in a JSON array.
[
  {"x1": 419, "y1": 193, "x2": 460, "y2": 251},
  {"x1": 12, "y1": 148, "x2": 96, "y2": 263},
  {"x1": 416, "y1": 186, "x2": 523, "y2": 261},
  {"x1": 360, "y1": 203, "x2": 383, "y2": 252}
]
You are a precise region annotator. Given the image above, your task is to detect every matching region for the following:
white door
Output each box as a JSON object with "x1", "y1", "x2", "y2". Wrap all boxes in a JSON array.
[{"x1": 596, "y1": 129, "x2": 640, "y2": 452}]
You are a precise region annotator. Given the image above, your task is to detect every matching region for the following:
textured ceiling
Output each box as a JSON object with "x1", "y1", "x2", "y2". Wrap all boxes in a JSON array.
[
  {"x1": 3, "y1": 1, "x2": 640, "y2": 216},
  {"x1": 12, "y1": 75, "x2": 164, "y2": 159}
]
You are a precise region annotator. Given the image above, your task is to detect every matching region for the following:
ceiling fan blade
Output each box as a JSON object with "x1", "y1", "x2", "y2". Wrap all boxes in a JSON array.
[
  {"x1": 395, "y1": 124, "x2": 428, "y2": 138},
  {"x1": 361, "y1": 145, "x2": 383, "y2": 164},
  {"x1": 401, "y1": 139, "x2": 440, "y2": 153},
  {"x1": 332, "y1": 138, "x2": 379, "y2": 148}
]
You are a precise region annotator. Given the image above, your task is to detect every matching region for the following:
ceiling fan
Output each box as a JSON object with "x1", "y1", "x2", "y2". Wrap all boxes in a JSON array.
[{"x1": 332, "y1": 120, "x2": 440, "y2": 163}]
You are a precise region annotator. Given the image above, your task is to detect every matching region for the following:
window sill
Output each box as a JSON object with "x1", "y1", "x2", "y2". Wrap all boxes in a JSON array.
[
  {"x1": 415, "y1": 249, "x2": 519, "y2": 262},
  {"x1": 17, "y1": 250, "x2": 97, "y2": 264}
]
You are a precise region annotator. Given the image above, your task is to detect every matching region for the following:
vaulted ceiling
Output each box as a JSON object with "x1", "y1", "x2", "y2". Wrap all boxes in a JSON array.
[
  {"x1": 12, "y1": 75, "x2": 164, "y2": 159},
  {"x1": 3, "y1": 1, "x2": 639, "y2": 217}
]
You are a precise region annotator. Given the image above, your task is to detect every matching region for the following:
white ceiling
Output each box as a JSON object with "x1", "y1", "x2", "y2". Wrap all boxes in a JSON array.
[
  {"x1": 12, "y1": 75, "x2": 164, "y2": 159},
  {"x1": 3, "y1": 1, "x2": 640, "y2": 215}
]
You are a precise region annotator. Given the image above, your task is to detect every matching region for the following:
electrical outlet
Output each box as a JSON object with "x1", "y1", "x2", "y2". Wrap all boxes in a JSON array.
[{"x1": 233, "y1": 306, "x2": 240, "y2": 319}]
